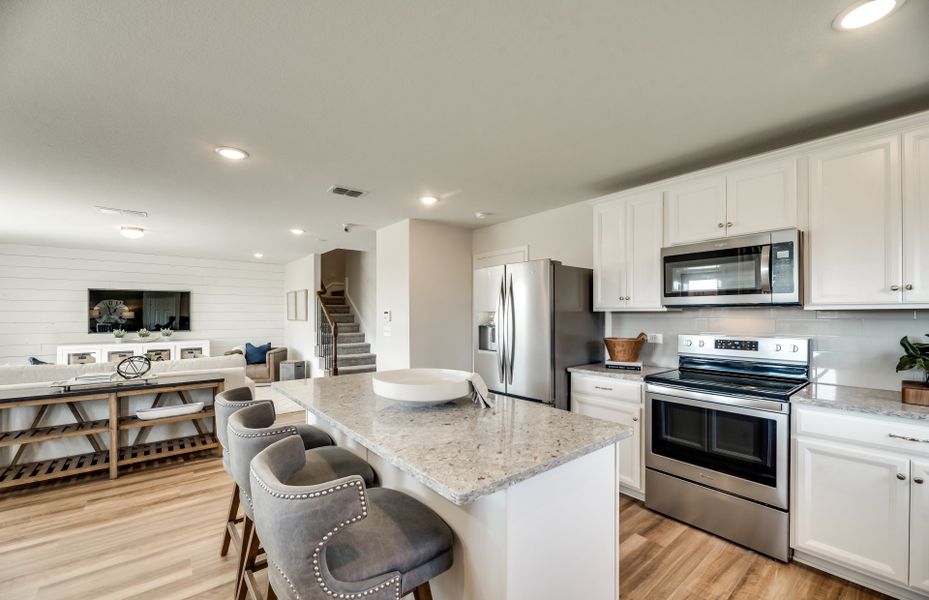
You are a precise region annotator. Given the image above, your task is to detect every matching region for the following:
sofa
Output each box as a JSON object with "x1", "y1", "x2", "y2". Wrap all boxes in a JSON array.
[
  {"x1": 0, "y1": 354, "x2": 254, "y2": 464},
  {"x1": 225, "y1": 346, "x2": 288, "y2": 384}
]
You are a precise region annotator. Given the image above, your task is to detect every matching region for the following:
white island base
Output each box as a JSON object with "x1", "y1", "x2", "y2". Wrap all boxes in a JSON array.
[{"x1": 311, "y1": 414, "x2": 620, "y2": 600}]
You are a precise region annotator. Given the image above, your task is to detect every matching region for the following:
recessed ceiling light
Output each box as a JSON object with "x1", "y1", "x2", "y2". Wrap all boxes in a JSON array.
[
  {"x1": 120, "y1": 226, "x2": 145, "y2": 239},
  {"x1": 420, "y1": 196, "x2": 439, "y2": 206},
  {"x1": 833, "y1": 0, "x2": 903, "y2": 30},
  {"x1": 475, "y1": 211, "x2": 490, "y2": 219},
  {"x1": 215, "y1": 146, "x2": 249, "y2": 160},
  {"x1": 253, "y1": 252, "x2": 264, "y2": 258},
  {"x1": 290, "y1": 228, "x2": 305, "y2": 236}
]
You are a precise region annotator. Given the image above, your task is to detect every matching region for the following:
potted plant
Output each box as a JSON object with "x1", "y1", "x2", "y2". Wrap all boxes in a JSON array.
[
  {"x1": 113, "y1": 328, "x2": 127, "y2": 342},
  {"x1": 137, "y1": 328, "x2": 151, "y2": 340},
  {"x1": 160, "y1": 327, "x2": 173, "y2": 338},
  {"x1": 895, "y1": 334, "x2": 929, "y2": 406}
]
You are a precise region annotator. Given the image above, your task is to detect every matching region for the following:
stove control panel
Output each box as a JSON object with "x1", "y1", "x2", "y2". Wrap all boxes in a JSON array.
[{"x1": 679, "y1": 334, "x2": 810, "y2": 365}]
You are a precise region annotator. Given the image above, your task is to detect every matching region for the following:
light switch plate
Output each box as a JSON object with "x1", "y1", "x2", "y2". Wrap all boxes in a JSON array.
[{"x1": 647, "y1": 333, "x2": 663, "y2": 344}]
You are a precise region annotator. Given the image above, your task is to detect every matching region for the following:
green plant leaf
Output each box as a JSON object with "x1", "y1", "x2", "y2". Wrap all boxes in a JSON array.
[
  {"x1": 901, "y1": 336, "x2": 922, "y2": 357},
  {"x1": 896, "y1": 355, "x2": 918, "y2": 372}
]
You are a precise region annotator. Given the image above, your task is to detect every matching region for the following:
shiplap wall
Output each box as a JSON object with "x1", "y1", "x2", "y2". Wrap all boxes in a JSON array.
[{"x1": 0, "y1": 244, "x2": 285, "y2": 365}]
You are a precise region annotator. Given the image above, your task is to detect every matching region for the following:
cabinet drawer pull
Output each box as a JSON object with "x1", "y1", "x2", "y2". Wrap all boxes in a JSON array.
[
  {"x1": 717, "y1": 222, "x2": 724, "y2": 228},
  {"x1": 916, "y1": 478, "x2": 925, "y2": 485},
  {"x1": 891, "y1": 285, "x2": 901, "y2": 291},
  {"x1": 897, "y1": 473, "x2": 907, "y2": 481},
  {"x1": 906, "y1": 284, "x2": 914, "y2": 290},
  {"x1": 632, "y1": 416, "x2": 639, "y2": 422},
  {"x1": 594, "y1": 386, "x2": 613, "y2": 391},
  {"x1": 888, "y1": 433, "x2": 929, "y2": 444},
  {"x1": 726, "y1": 222, "x2": 733, "y2": 227}
]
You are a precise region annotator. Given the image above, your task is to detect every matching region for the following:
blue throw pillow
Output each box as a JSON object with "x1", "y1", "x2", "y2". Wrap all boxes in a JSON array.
[
  {"x1": 245, "y1": 342, "x2": 272, "y2": 365},
  {"x1": 27, "y1": 356, "x2": 49, "y2": 365}
]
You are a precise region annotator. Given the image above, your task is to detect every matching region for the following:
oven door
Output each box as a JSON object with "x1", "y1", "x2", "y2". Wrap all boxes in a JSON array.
[{"x1": 645, "y1": 388, "x2": 788, "y2": 509}]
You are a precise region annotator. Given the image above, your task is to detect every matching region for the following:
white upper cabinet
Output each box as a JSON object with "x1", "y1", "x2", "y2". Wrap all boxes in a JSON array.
[
  {"x1": 903, "y1": 126, "x2": 929, "y2": 304},
  {"x1": 593, "y1": 191, "x2": 663, "y2": 311},
  {"x1": 664, "y1": 174, "x2": 727, "y2": 245},
  {"x1": 809, "y1": 134, "x2": 902, "y2": 306},
  {"x1": 725, "y1": 158, "x2": 798, "y2": 236}
]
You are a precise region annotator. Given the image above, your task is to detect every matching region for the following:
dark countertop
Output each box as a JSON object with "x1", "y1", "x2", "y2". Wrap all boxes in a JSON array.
[{"x1": 0, "y1": 373, "x2": 225, "y2": 404}]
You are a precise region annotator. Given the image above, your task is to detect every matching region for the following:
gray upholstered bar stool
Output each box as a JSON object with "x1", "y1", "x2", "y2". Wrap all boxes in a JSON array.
[
  {"x1": 251, "y1": 436, "x2": 454, "y2": 600},
  {"x1": 228, "y1": 402, "x2": 376, "y2": 600},
  {"x1": 215, "y1": 387, "x2": 335, "y2": 558}
]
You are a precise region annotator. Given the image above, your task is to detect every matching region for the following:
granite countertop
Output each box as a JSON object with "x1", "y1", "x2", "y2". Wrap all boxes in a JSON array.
[
  {"x1": 792, "y1": 383, "x2": 929, "y2": 422},
  {"x1": 567, "y1": 363, "x2": 672, "y2": 382},
  {"x1": 273, "y1": 373, "x2": 632, "y2": 505}
]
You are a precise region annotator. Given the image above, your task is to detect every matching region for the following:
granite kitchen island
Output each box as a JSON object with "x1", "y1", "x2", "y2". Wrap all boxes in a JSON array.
[{"x1": 274, "y1": 373, "x2": 632, "y2": 600}]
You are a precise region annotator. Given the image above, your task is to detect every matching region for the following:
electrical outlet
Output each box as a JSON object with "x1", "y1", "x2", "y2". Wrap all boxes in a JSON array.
[{"x1": 647, "y1": 333, "x2": 663, "y2": 344}]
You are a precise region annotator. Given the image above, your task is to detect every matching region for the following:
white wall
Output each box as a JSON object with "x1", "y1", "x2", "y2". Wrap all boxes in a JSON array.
[
  {"x1": 612, "y1": 308, "x2": 929, "y2": 391},
  {"x1": 409, "y1": 220, "x2": 473, "y2": 371},
  {"x1": 345, "y1": 249, "x2": 376, "y2": 351},
  {"x1": 472, "y1": 201, "x2": 593, "y2": 268},
  {"x1": 0, "y1": 244, "x2": 285, "y2": 365},
  {"x1": 283, "y1": 253, "x2": 319, "y2": 373},
  {"x1": 376, "y1": 221, "x2": 411, "y2": 370}
]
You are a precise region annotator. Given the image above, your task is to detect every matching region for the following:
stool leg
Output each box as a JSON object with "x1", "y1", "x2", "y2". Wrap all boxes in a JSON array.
[
  {"x1": 412, "y1": 582, "x2": 434, "y2": 600},
  {"x1": 235, "y1": 516, "x2": 254, "y2": 599},
  {"x1": 237, "y1": 521, "x2": 261, "y2": 600},
  {"x1": 221, "y1": 482, "x2": 240, "y2": 557}
]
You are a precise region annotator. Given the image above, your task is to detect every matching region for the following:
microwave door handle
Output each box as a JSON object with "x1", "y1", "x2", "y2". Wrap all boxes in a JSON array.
[
  {"x1": 760, "y1": 245, "x2": 772, "y2": 294},
  {"x1": 497, "y1": 276, "x2": 506, "y2": 383}
]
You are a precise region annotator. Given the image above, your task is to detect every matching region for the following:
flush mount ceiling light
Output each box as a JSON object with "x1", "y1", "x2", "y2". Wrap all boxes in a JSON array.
[
  {"x1": 120, "y1": 226, "x2": 145, "y2": 239},
  {"x1": 475, "y1": 211, "x2": 490, "y2": 219},
  {"x1": 253, "y1": 252, "x2": 264, "y2": 258},
  {"x1": 290, "y1": 228, "x2": 305, "y2": 236},
  {"x1": 214, "y1": 146, "x2": 249, "y2": 160},
  {"x1": 833, "y1": 0, "x2": 903, "y2": 30},
  {"x1": 420, "y1": 196, "x2": 439, "y2": 206}
]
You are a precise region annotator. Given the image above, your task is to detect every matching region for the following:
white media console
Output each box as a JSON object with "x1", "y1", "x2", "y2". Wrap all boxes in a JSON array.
[{"x1": 55, "y1": 340, "x2": 211, "y2": 365}]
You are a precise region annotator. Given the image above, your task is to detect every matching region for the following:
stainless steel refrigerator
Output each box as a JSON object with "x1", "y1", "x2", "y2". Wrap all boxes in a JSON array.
[{"x1": 473, "y1": 259, "x2": 603, "y2": 410}]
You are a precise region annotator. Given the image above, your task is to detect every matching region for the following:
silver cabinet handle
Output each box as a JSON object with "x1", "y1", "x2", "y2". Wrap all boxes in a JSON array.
[
  {"x1": 594, "y1": 386, "x2": 613, "y2": 391},
  {"x1": 906, "y1": 284, "x2": 914, "y2": 290},
  {"x1": 889, "y1": 433, "x2": 929, "y2": 444},
  {"x1": 727, "y1": 222, "x2": 733, "y2": 227},
  {"x1": 891, "y1": 285, "x2": 901, "y2": 291},
  {"x1": 632, "y1": 416, "x2": 639, "y2": 422},
  {"x1": 897, "y1": 473, "x2": 907, "y2": 481},
  {"x1": 915, "y1": 478, "x2": 925, "y2": 485},
  {"x1": 717, "y1": 222, "x2": 724, "y2": 228}
]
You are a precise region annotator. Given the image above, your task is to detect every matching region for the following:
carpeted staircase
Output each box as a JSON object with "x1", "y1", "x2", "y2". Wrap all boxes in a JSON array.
[{"x1": 316, "y1": 292, "x2": 376, "y2": 375}]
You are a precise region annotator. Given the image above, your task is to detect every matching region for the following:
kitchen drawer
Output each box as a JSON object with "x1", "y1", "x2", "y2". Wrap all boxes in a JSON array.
[
  {"x1": 794, "y1": 406, "x2": 929, "y2": 458},
  {"x1": 570, "y1": 373, "x2": 642, "y2": 404}
]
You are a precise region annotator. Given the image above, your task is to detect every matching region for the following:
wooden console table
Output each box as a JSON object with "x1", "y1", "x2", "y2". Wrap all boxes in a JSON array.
[{"x1": 0, "y1": 374, "x2": 224, "y2": 491}]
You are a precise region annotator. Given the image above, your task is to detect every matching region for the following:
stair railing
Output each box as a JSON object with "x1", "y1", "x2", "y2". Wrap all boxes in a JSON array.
[{"x1": 316, "y1": 289, "x2": 339, "y2": 376}]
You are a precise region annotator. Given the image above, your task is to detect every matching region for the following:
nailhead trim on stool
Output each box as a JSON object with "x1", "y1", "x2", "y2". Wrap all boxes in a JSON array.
[
  {"x1": 251, "y1": 472, "x2": 402, "y2": 599},
  {"x1": 229, "y1": 426, "x2": 298, "y2": 439}
]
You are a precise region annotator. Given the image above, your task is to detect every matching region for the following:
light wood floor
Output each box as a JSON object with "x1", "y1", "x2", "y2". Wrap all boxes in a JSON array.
[{"x1": 0, "y1": 414, "x2": 891, "y2": 599}]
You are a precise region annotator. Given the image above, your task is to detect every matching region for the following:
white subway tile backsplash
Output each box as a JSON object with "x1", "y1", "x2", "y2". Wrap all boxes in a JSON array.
[{"x1": 612, "y1": 307, "x2": 928, "y2": 391}]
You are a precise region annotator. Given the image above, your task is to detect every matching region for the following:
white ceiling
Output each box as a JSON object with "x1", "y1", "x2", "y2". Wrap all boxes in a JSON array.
[{"x1": 1, "y1": 0, "x2": 928, "y2": 263}]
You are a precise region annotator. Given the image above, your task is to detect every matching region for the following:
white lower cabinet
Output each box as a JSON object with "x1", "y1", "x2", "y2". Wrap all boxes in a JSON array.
[
  {"x1": 792, "y1": 406, "x2": 929, "y2": 597},
  {"x1": 570, "y1": 374, "x2": 644, "y2": 498}
]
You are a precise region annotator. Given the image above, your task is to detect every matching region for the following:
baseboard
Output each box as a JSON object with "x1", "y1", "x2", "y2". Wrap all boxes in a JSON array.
[
  {"x1": 792, "y1": 549, "x2": 929, "y2": 600},
  {"x1": 620, "y1": 487, "x2": 644, "y2": 502}
]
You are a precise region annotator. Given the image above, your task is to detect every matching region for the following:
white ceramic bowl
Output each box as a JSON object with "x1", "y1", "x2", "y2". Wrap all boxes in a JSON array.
[{"x1": 372, "y1": 369, "x2": 473, "y2": 405}]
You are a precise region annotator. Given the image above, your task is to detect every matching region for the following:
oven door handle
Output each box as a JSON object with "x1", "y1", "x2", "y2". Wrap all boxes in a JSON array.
[
  {"x1": 646, "y1": 384, "x2": 790, "y2": 415},
  {"x1": 760, "y1": 245, "x2": 772, "y2": 294}
]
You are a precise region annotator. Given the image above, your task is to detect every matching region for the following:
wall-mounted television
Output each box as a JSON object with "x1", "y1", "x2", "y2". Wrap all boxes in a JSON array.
[{"x1": 88, "y1": 289, "x2": 191, "y2": 333}]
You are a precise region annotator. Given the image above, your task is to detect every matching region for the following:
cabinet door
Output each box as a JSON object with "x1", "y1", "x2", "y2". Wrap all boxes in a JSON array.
[
  {"x1": 593, "y1": 201, "x2": 627, "y2": 310},
  {"x1": 624, "y1": 191, "x2": 664, "y2": 309},
  {"x1": 664, "y1": 175, "x2": 727, "y2": 245},
  {"x1": 911, "y1": 459, "x2": 929, "y2": 593},
  {"x1": 725, "y1": 158, "x2": 798, "y2": 236},
  {"x1": 794, "y1": 437, "x2": 910, "y2": 584},
  {"x1": 903, "y1": 127, "x2": 929, "y2": 304},
  {"x1": 809, "y1": 135, "x2": 902, "y2": 305},
  {"x1": 571, "y1": 393, "x2": 642, "y2": 493}
]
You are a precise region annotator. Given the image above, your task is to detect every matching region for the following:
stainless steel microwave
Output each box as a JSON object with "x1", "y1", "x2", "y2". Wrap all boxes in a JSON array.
[{"x1": 661, "y1": 229, "x2": 801, "y2": 307}]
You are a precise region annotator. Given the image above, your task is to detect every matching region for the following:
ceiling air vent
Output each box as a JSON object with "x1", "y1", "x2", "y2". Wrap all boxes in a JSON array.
[{"x1": 328, "y1": 185, "x2": 367, "y2": 198}]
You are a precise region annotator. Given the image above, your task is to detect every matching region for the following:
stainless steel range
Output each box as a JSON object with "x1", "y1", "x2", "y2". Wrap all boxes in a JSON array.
[{"x1": 644, "y1": 334, "x2": 810, "y2": 562}]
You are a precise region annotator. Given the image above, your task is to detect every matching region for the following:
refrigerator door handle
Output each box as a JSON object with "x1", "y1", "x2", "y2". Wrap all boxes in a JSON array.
[
  {"x1": 507, "y1": 274, "x2": 515, "y2": 385},
  {"x1": 496, "y1": 275, "x2": 506, "y2": 384}
]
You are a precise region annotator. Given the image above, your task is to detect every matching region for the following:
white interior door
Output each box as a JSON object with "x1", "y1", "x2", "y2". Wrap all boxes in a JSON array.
[
  {"x1": 794, "y1": 437, "x2": 910, "y2": 584},
  {"x1": 725, "y1": 157, "x2": 798, "y2": 236},
  {"x1": 903, "y1": 126, "x2": 929, "y2": 304},
  {"x1": 808, "y1": 135, "x2": 902, "y2": 305},
  {"x1": 664, "y1": 174, "x2": 727, "y2": 245},
  {"x1": 910, "y1": 459, "x2": 929, "y2": 594},
  {"x1": 593, "y1": 201, "x2": 627, "y2": 310},
  {"x1": 624, "y1": 191, "x2": 663, "y2": 309}
]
